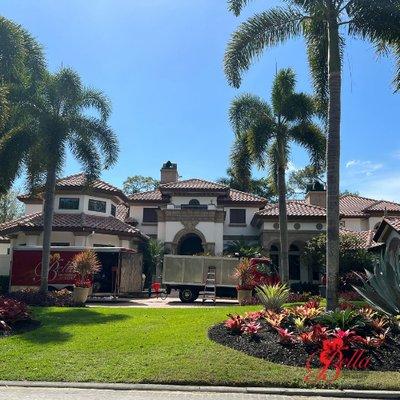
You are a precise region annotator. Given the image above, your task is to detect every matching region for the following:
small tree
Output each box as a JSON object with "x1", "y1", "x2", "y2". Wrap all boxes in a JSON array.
[
  {"x1": 71, "y1": 250, "x2": 101, "y2": 287},
  {"x1": 302, "y1": 233, "x2": 376, "y2": 278},
  {"x1": 123, "y1": 175, "x2": 159, "y2": 195}
]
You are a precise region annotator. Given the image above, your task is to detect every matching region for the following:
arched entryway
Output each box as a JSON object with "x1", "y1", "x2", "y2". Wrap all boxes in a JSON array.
[{"x1": 178, "y1": 233, "x2": 204, "y2": 255}]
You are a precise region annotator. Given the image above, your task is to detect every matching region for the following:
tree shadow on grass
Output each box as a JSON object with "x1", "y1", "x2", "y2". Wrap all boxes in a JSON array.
[{"x1": 17, "y1": 308, "x2": 129, "y2": 344}]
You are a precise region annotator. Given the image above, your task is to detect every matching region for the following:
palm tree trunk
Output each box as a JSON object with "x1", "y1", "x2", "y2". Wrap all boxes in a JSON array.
[
  {"x1": 277, "y1": 139, "x2": 289, "y2": 283},
  {"x1": 326, "y1": 10, "x2": 341, "y2": 311},
  {"x1": 39, "y1": 166, "x2": 57, "y2": 293}
]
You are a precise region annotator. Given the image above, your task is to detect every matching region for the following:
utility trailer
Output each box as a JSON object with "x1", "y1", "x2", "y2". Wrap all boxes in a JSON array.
[
  {"x1": 9, "y1": 246, "x2": 143, "y2": 295},
  {"x1": 162, "y1": 255, "x2": 241, "y2": 302}
]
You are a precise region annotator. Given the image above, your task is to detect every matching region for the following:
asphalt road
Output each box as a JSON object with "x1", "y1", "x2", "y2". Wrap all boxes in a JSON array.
[{"x1": 0, "y1": 387, "x2": 380, "y2": 400}]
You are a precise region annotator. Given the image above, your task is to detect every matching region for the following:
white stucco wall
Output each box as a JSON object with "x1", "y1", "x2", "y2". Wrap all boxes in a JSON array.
[
  {"x1": 0, "y1": 242, "x2": 10, "y2": 255},
  {"x1": 262, "y1": 221, "x2": 326, "y2": 232},
  {"x1": 10, "y1": 231, "x2": 128, "y2": 249},
  {"x1": 24, "y1": 194, "x2": 119, "y2": 218},
  {"x1": 368, "y1": 216, "x2": 384, "y2": 231},
  {"x1": 25, "y1": 203, "x2": 43, "y2": 214},
  {"x1": 340, "y1": 218, "x2": 368, "y2": 232},
  {"x1": 170, "y1": 196, "x2": 217, "y2": 205},
  {"x1": 130, "y1": 205, "x2": 158, "y2": 236},
  {"x1": 223, "y1": 207, "x2": 260, "y2": 237}
]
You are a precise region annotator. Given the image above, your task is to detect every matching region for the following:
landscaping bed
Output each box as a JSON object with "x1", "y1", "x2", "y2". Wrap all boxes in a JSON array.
[
  {"x1": 209, "y1": 319, "x2": 400, "y2": 371},
  {"x1": 209, "y1": 300, "x2": 400, "y2": 372}
]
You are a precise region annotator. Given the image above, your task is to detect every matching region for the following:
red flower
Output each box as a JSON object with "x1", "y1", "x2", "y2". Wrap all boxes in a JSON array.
[{"x1": 320, "y1": 338, "x2": 347, "y2": 367}]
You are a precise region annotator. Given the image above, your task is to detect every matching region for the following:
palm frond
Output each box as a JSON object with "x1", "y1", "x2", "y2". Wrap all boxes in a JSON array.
[
  {"x1": 69, "y1": 116, "x2": 118, "y2": 169},
  {"x1": 246, "y1": 117, "x2": 275, "y2": 168},
  {"x1": 282, "y1": 92, "x2": 315, "y2": 122},
  {"x1": 230, "y1": 134, "x2": 252, "y2": 191},
  {"x1": 81, "y1": 88, "x2": 111, "y2": 121},
  {"x1": 347, "y1": 0, "x2": 400, "y2": 44},
  {"x1": 227, "y1": 0, "x2": 255, "y2": 16},
  {"x1": 224, "y1": 7, "x2": 304, "y2": 87},
  {"x1": 289, "y1": 121, "x2": 326, "y2": 169},
  {"x1": 271, "y1": 67, "x2": 296, "y2": 115},
  {"x1": 229, "y1": 93, "x2": 270, "y2": 136}
]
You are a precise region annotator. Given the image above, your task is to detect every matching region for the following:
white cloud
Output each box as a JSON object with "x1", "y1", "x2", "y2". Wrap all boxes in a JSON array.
[
  {"x1": 393, "y1": 150, "x2": 400, "y2": 160},
  {"x1": 344, "y1": 159, "x2": 383, "y2": 176}
]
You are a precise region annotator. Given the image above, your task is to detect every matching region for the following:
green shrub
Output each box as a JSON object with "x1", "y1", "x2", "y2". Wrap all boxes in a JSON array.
[
  {"x1": 255, "y1": 283, "x2": 289, "y2": 311},
  {"x1": 0, "y1": 276, "x2": 9, "y2": 294}
]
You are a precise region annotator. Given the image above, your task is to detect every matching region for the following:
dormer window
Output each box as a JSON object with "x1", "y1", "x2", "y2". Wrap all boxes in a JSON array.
[
  {"x1": 59, "y1": 197, "x2": 79, "y2": 210},
  {"x1": 189, "y1": 199, "x2": 200, "y2": 206},
  {"x1": 88, "y1": 199, "x2": 106, "y2": 213},
  {"x1": 111, "y1": 204, "x2": 116, "y2": 217}
]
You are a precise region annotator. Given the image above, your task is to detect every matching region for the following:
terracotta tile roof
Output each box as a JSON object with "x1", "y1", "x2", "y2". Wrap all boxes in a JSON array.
[
  {"x1": 340, "y1": 229, "x2": 382, "y2": 249},
  {"x1": 339, "y1": 194, "x2": 400, "y2": 217},
  {"x1": 363, "y1": 200, "x2": 400, "y2": 212},
  {"x1": 0, "y1": 212, "x2": 148, "y2": 240},
  {"x1": 159, "y1": 178, "x2": 228, "y2": 192},
  {"x1": 0, "y1": 235, "x2": 9, "y2": 243},
  {"x1": 256, "y1": 200, "x2": 326, "y2": 218},
  {"x1": 129, "y1": 182, "x2": 266, "y2": 205},
  {"x1": 116, "y1": 204, "x2": 129, "y2": 221},
  {"x1": 129, "y1": 189, "x2": 164, "y2": 202},
  {"x1": 383, "y1": 217, "x2": 400, "y2": 233},
  {"x1": 18, "y1": 173, "x2": 128, "y2": 202},
  {"x1": 219, "y1": 188, "x2": 267, "y2": 205}
]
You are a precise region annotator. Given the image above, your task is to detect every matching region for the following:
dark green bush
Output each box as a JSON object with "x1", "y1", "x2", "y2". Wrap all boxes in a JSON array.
[{"x1": 0, "y1": 276, "x2": 9, "y2": 294}]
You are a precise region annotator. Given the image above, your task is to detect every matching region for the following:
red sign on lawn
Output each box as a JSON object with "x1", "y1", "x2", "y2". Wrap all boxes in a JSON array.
[{"x1": 11, "y1": 250, "x2": 77, "y2": 286}]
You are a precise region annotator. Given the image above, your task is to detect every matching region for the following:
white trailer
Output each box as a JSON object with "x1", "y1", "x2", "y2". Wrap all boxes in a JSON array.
[{"x1": 162, "y1": 254, "x2": 240, "y2": 302}]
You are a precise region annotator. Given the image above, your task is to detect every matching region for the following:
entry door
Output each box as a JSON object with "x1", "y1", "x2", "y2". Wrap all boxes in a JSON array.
[{"x1": 118, "y1": 252, "x2": 143, "y2": 293}]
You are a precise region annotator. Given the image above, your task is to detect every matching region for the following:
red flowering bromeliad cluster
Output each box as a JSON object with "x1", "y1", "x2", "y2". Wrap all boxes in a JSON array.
[
  {"x1": 0, "y1": 296, "x2": 30, "y2": 335},
  {"x1": 224, "y1": 301, "x2": 392, "y2": 352}
]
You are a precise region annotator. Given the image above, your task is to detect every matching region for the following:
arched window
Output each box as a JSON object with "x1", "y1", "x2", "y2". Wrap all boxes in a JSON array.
[
  {"x1": 189, "y1": 199, "x2": 200, "y2": 206},
  {"x1": 289, "y1": 244, "x2": 301, "y2": 281}
]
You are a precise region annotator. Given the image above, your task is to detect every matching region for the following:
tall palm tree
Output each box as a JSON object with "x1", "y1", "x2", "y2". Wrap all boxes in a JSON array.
[
  {"x1": 224, "y1": 0, "x2": 400, "y2": 310},
  {"x1": 0, "y1": 16, "x2": 46, "y2": 191},
  {"x1": 229, "y1": 68, "x2": 325, "y2": 282},
  {"x1": 0, "y1": 68, "x2": 119, "y2": 292}
]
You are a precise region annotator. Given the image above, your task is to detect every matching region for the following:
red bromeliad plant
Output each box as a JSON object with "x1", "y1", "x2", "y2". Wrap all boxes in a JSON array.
[
  {"x1": 0, "y1": 297, "x2": 30, "y2": 335},
  {"x1": 224, "y1": 314, "x2": 245, "y2": 334}
]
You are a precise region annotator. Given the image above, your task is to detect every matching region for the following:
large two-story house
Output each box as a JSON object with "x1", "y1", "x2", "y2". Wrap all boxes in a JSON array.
[{"x1": 1, "y1": 161, "x2": 400, "y2": 283}]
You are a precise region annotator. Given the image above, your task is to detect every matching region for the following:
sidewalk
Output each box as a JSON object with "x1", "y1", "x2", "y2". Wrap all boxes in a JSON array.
[{"x1": 0, "y1": 381, "x2": 398, "y2": 399}]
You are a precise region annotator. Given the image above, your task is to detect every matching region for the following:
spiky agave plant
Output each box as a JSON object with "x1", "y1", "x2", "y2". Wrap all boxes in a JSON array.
[
  {"x1": 353, "y1": 256, "x2": 400, "y2": 317},
  {"x1": 255, "y1": 283, "x2": 290, "y2": 312}
]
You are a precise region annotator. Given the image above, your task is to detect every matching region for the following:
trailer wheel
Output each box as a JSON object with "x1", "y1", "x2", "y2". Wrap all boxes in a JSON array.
[{"x1": 179, "y1": 287, "x2": 198, "y2": 303}]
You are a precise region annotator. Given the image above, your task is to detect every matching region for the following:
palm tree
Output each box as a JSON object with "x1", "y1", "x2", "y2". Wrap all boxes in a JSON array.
[
  {"x1": 0, "y1": 68, "x2": 119, "y2": 292},
  {"x1": 229, "y1": 68, "x2": 325, "y2": 282},
  {"x1": 224, "y1": 0, "x2": 400, "y2": 310},
  {"x1": 0, "y1": 16, "x2": 46, "y2": 191}
]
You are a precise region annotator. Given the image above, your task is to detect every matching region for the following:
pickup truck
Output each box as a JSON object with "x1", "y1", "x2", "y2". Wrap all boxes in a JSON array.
[{"x1": 162, "y1": 254, "x2": 279, "y2": 302}]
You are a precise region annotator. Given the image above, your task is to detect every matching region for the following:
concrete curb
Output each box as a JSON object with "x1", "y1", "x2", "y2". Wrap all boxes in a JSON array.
[{"x1": 0, "y1": 381, "x2": 399, "y2": 398}]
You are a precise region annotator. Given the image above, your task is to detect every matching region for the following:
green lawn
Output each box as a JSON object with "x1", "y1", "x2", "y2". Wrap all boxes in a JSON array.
[{"x1": 1, "y1": 306, "x2": 399, "y2": 390}]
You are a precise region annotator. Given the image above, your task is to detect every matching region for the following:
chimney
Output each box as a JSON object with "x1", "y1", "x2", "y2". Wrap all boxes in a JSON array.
[
  {"x1": 160, "y1": 161, "x2": 178, "y2": 184},
  {"x1": 305, "y1": 180, "x2": 326, "y2": 208}
]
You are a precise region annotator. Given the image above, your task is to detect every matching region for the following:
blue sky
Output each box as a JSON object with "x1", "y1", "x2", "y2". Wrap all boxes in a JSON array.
[{"x1": 3, "y1": 0, "x2": 400, "y2": 200}]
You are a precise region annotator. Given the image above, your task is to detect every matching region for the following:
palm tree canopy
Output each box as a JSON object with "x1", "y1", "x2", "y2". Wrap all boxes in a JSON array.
[
  {"x1": 229, "y1": 68, "x2": 325, "y2": 188},
  {"x1": 224, "y1": 0, "x2": 400, "y2": 96},
  {"x1": 0, "y1": 68, "x2": 118, "y2": 194}
]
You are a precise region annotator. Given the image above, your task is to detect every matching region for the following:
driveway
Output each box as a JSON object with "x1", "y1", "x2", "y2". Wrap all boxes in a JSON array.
[
  {"x1": 87, "y1": 290, "x2": 239, "y2": 308},
  {"x1": 0, "y1": 387, "x2": 378, "y2": 400}
]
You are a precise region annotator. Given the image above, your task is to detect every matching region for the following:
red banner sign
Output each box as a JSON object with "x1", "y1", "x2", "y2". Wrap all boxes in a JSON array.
[{"x1": 11, "y1": 250, "x2": 78, "y2": 286}]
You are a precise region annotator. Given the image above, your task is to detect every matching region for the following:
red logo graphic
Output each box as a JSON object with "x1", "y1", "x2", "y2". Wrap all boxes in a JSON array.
[{"x1": 304, "y1": 337, "x2": 371, "y2": 383}]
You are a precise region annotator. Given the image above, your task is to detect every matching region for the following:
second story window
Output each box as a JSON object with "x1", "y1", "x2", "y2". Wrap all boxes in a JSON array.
[
  {"x1": 111, "y1": 204, "x2": 116, "y2": 217},
  {"x1": 88, "y1": 199, "x2": 106, "y2": 213},
  {"x1": 59, "y1": 197, "x2": 79, "y2": 210},
  {"x1": 143, "y1": 208, "x2": 157, "y2": 223},
  {"x1": 230, "y1": 209, "x2": 246, "y2": 224}
]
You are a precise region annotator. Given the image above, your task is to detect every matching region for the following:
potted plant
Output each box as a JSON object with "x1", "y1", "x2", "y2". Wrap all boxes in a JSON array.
[
  {"x1": 233, "y1": 258, "x2": 255, "y2": 305},
  {"x1": 71, "y1": 250, "x2": 101, "y2": 304}
]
